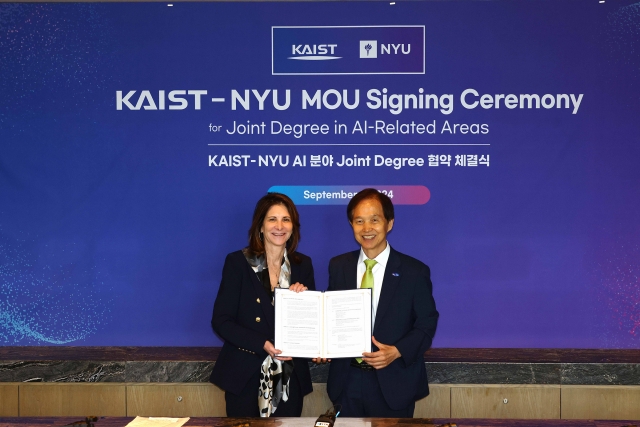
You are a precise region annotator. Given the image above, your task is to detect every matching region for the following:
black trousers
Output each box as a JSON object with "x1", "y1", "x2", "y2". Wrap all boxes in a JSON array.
[
  {"x1": 333, "y1": 365, "x2": 415, "y2": 418},
  {"x1": 225, "y1": 367, "x2": 303, "y2": 417}
]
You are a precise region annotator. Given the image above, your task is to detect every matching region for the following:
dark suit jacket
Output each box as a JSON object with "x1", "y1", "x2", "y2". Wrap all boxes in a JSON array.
[
  {"x1": 326, "y1": 247, "x2": 439, "y2": 410},
  {"x1": 209, "y1": 250, "x2": 315, "y2": 396}
]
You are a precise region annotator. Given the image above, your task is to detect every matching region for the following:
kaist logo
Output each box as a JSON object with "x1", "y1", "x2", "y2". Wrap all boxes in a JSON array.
[{"x1": 289, "y1": 44, "x2": 340, "y2": 60}]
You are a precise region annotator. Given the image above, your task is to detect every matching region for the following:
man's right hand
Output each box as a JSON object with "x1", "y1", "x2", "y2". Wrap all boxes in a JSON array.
[{"x1": 312, "y1": 358, "x2": 330, "y2": 364}]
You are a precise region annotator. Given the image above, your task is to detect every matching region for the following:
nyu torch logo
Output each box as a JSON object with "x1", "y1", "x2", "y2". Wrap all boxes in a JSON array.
[{"x1": 360, "y1": 40, "x2": 377, "y2": 58}]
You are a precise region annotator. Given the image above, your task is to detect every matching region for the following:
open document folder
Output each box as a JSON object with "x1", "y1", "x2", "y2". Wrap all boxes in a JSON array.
[{"x1": 274, "y1": 288, "x2": 372, "y2": 358}]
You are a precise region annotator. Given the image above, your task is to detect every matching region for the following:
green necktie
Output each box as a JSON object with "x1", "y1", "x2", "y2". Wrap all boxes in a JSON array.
[
  {"x1": 361, "y1": 259, "x2": 377, "y2": 290},
  {"x1": 357, "y1": 259, "x2": 377, "y2": 363}
]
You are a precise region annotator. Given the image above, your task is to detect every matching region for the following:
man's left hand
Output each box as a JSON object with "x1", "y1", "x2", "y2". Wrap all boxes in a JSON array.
[
  {"x1": 289, "y1": 282, "x2": 308, "y2": 293},
  {"x1": 362, "y1": 336, "x2": 401, "y2": 369}
]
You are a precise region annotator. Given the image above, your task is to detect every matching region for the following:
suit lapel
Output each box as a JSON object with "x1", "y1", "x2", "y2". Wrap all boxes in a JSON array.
[
  {"x1": 345, "y1": 250, "x2": 359, "y2": 290},
  {"x1": 373, "y1": 248, "x2": 402, "y2": 333},
  {"x1": 290, "y1": 259, "x2": 302, "y2": 287}
]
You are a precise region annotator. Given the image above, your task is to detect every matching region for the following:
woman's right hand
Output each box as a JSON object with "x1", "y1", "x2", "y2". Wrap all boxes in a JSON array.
[
  {"x1": 264, "y1": 340, "x2": 292, "y2": 361},
  {"x1": 311, "y1": 358, "x2": 330, "y2": 364}
]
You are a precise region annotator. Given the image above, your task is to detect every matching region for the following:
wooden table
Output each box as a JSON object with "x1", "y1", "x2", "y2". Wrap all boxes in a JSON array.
[{"x1": 0, "y1": 417, "x2": 637, "y2": 427}]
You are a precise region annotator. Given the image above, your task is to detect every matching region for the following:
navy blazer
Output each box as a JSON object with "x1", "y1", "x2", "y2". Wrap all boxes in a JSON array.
[
  {"x1": 209, "y1": 250, "x2": 315, "y2": 396},
  {"x1": 326, "y1": 247, "x2": 439, "y2": 410}
]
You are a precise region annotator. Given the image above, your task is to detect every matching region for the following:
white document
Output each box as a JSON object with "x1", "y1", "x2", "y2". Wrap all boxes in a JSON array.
[
  {"x1": 274, "y1": 288, "x2": 372, "y2": 358},
  {"x1": 125, "y1": 417, "x2": 190, "y2": 427}
]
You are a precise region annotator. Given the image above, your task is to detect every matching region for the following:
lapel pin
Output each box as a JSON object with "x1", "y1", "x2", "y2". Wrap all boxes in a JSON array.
[{"x1": 392, "y1": 272, "x2": 400, "y2": 277}]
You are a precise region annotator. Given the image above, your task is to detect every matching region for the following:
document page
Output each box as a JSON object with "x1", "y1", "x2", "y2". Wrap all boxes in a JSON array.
[
  {"x1": 324, "y1": 289, "x2": 372, "y2": 358},
  {"x1": 125, "y1": 417, "x2": 190, "y2": 427},
  {"x1": 274, "y1": 289, "x2": 323, "y2": 358}
]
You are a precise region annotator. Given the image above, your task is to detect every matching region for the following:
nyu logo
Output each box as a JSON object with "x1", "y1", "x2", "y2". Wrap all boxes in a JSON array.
[
  {"x1": 273, "y1": 26, "x2": 424, "y2": 75},
  {"x1": 289, "y1": 44, "x2": 340, "y2": 60},
  {"x1": 360, "y1": 40, "x2": 411, "y2": 59},
  {"x1": 360, "y1": 40, "x2": 377, "y2": 58}
]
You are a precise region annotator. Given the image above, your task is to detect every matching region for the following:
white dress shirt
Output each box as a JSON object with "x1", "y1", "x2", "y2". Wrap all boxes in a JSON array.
[{"x1": 357, "y1": 242, "x2": 390, "y2": 324}]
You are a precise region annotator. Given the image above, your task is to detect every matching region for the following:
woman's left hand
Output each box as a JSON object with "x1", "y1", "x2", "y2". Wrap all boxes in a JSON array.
[{"x1": 289, "y1": 282, "x2": 308, "y2": 293}]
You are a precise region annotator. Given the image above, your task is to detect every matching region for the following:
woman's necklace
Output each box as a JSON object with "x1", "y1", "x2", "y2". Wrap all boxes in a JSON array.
[{"x1": 269, "y1": 263, "x2": 281, "y2": 290}]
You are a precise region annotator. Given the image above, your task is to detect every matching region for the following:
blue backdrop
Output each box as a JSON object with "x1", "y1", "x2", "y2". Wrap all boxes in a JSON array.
[{"x1": 1, "y1": 1, "x2": 639, "y2": 347}]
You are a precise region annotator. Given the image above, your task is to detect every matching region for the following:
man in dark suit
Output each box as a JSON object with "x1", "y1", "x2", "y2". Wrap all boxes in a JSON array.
[{"x1": 326, "y1": 188, "x2": 439, "y2": 417}]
